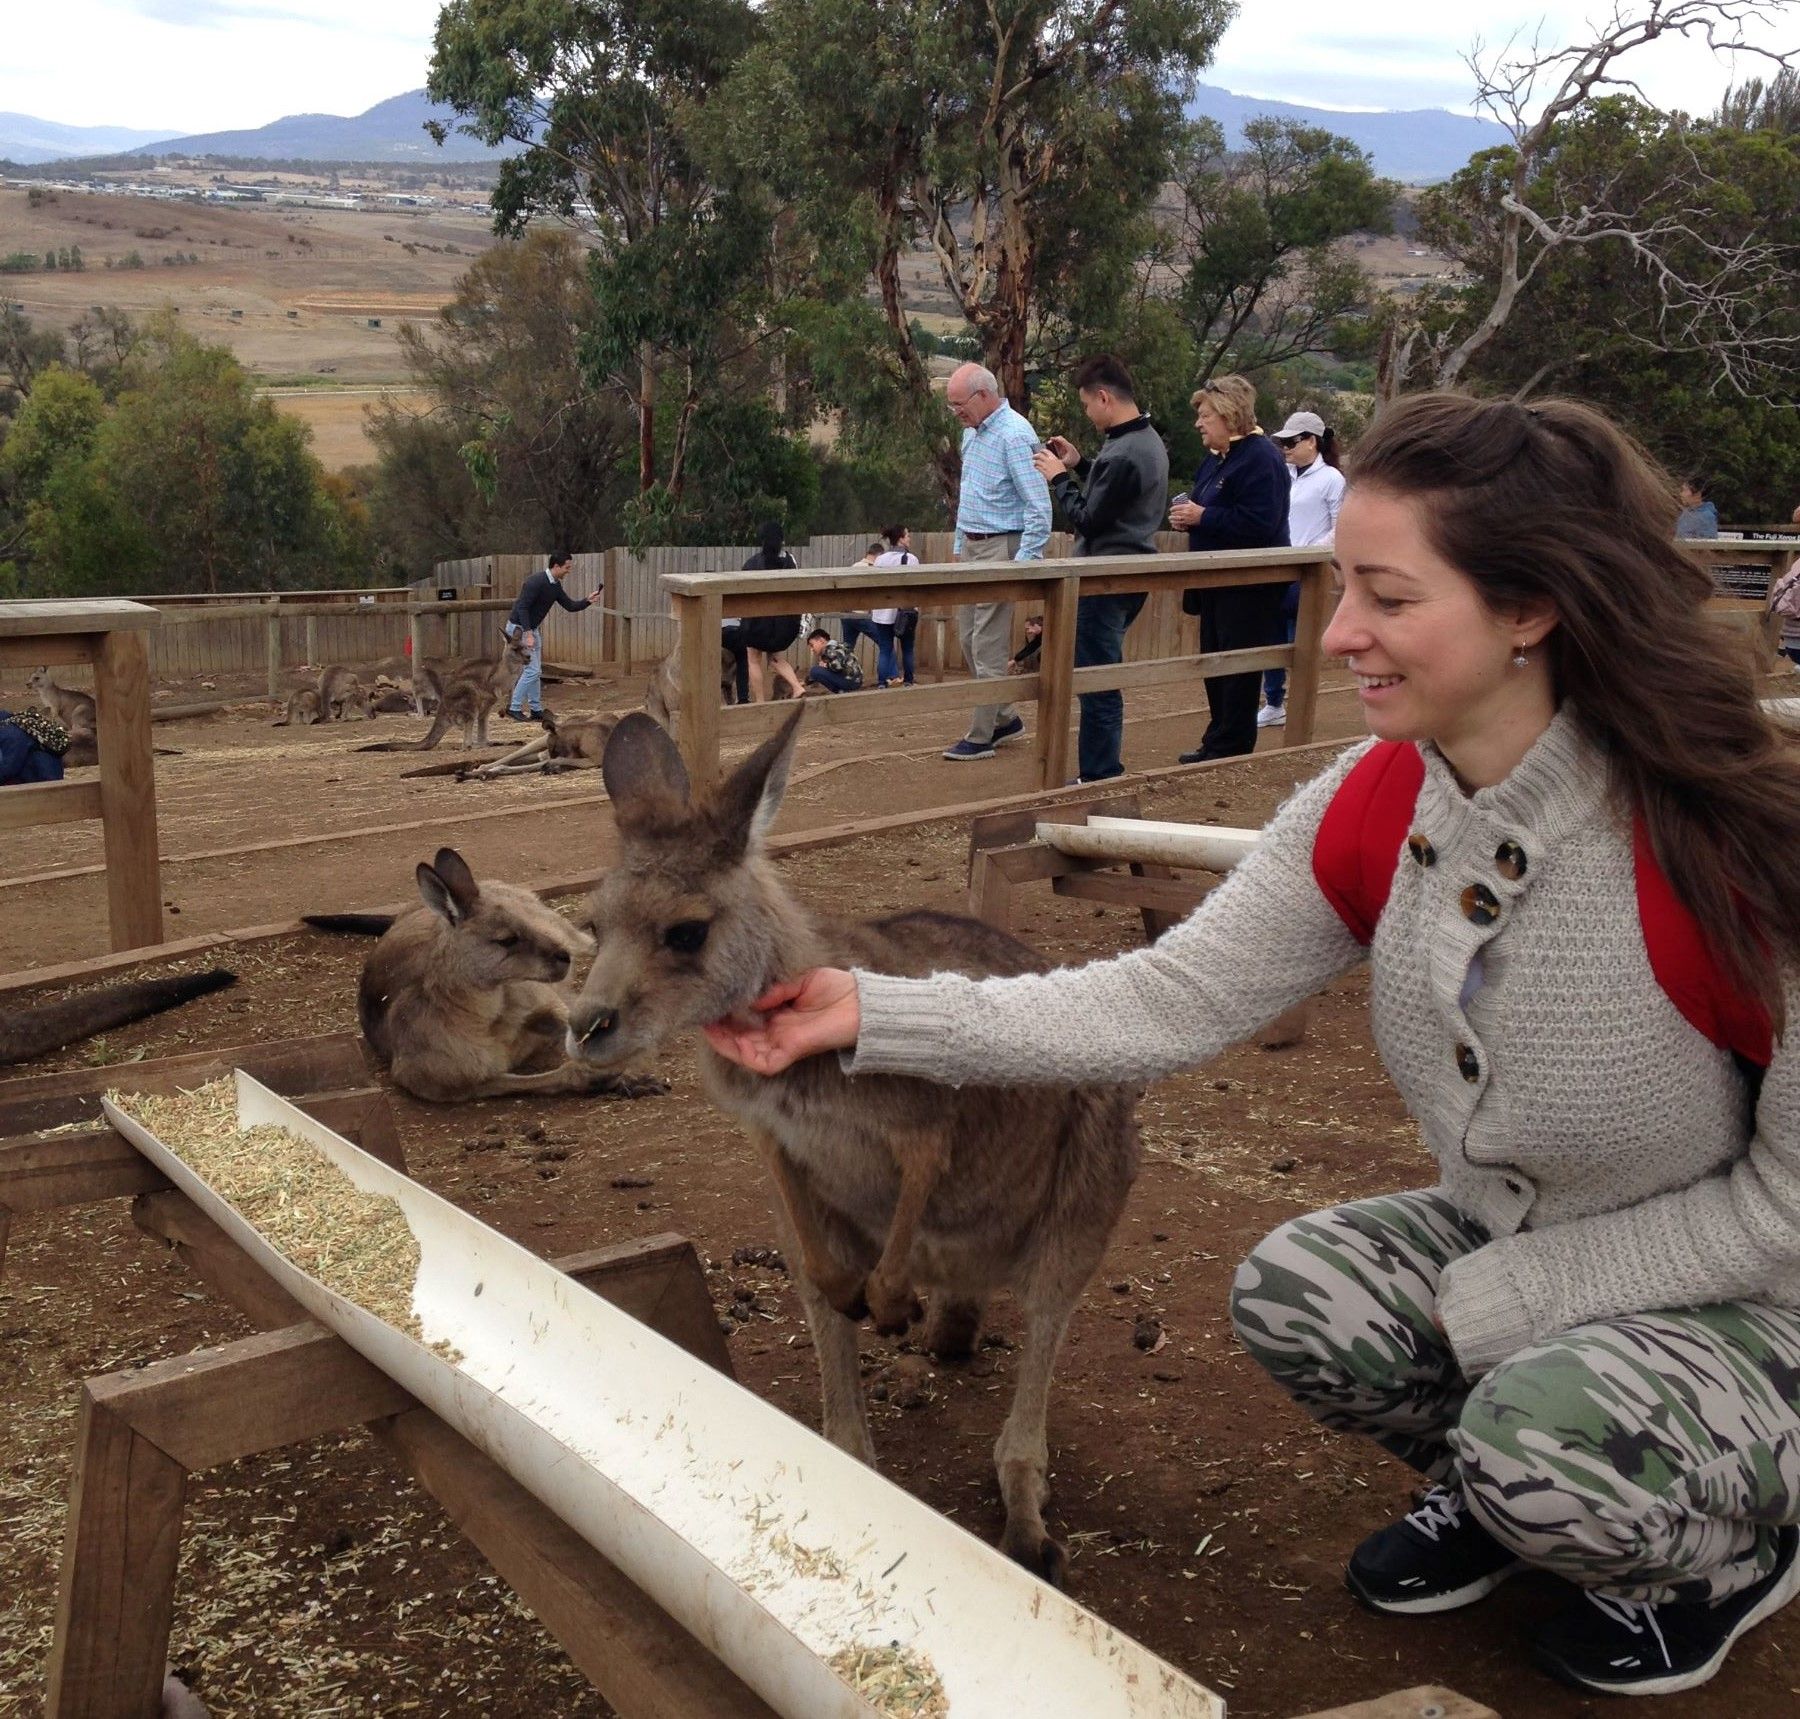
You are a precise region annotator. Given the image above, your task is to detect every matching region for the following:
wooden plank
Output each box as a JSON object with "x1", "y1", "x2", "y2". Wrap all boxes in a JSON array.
[
  {"x1": 661, "y1": 545, "x2": 1332, "y2": 599},
  {"x1": 554, "y1": 1233, "x2": 735, "y2": 1379},
  {"x1": 101, "y1": 1322, "x2": 414, "y2": 1473},
  {"x1": 0, "y1": 1127, "x2": 169, "y2": 1213},
  {"x1": 672, "y1": 589, "x2": 723, "y2": 791},
  {"x1": 372, "y1": 1406, "x2": 781, "y2": 1719},
  {"x1": 0, "y1": 778, "x2": 102, "y2": 831},
  {"x1": 0, "y1": 599, "x2": 161, "y2": 634},
  {"x1": 44, "y1": 1392, "x2": 186, "y2": 1719},
  {"x1": 131, "y1": 1188, "x2": 312, "y2": 1328},
  {"x1": 1050, "y1": 870, "x2": 1209, "y2": 916},
  {"x1": 0, "y1": 633, "x2": 99, "y2": 669},
  {"x1": 1036, "y1": 572, "x2": 1081, "y2": 790},
  {"x1": 0, "y1": 1089, "x2": 391, "y2": 1219},
  {"x1": 0, "y1": 1032, "x2": 370, "y2": 1136},
  {"x1": 1289, "y1": 1687, "x2": 1497, "y2": 1719},
  {"x1": 90, "y1": 630, "x2": 162, "y2": 952},
  {"x1": 1285, "y1": 563, "x2": 1332, "y2": 747},
  {"x1": 719, "y1": 671, "x2": 1039, "y2": 738}
]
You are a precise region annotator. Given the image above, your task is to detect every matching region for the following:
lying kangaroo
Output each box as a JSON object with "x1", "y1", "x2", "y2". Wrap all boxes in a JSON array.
[
  {"x1": 361, "y1": 635, "x2": 530, "y2": 752},
  {"x1": 1, "y1": 969, "x2": 237, "y2": 1066},
  {"x1": 304, "y1": 848, "x2": 666, "y2": 1104},
  {"x1": 272, "y1": 686, "x2": 324, "y2": 727},
  {"x1": 450, "y1": 708, "x2": 619, "y2": 781},
  {"x1": 28, "y1": 667, "x2": 96, "y2": 733},
  {"x1": 318, "y1": 664, "x2": 373, "y2": 722},
  {"x1": 567, "y1": 711, "x2": 1140, "y2": 1583},
  {"x1": 643, "y1": 645, "x2": 737, "y2": 733}
]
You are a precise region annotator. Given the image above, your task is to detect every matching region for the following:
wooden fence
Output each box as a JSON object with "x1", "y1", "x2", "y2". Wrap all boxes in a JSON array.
[{"x1": 15, "y1": 527, "x2": 1787, "y2": 695}]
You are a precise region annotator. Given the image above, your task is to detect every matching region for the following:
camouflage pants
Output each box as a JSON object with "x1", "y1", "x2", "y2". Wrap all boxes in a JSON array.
[{"x1": 1230, "y1": 1190, "x2": 1800, "y2": 1603}]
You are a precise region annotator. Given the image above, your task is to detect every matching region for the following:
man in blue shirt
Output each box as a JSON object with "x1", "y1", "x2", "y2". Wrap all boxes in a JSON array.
[
  {"x1": 943, "y1": 362, "x2": 1051, "y2": 761},
  {"x1": 504, "y1": 551, "x2": 601, "y2": 718}
]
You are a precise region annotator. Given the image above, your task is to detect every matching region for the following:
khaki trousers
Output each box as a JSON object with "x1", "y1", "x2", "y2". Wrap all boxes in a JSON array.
[{"x1": 957, "y1": 531, "x2": 1021, "y2": 745}]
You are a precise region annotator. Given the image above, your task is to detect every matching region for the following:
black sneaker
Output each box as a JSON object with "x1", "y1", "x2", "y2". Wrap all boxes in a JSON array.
[
  {"x1": 1345, "y1": 1485, "x2": 1521, "y2": 1615},
  {"x1": 1533, "y1": 1525, "x2": 1800, "y2": 1697}
]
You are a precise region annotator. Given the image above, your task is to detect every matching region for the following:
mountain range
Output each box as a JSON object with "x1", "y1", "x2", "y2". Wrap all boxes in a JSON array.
[
  {"x1": 4, "y1": 84, "x2": 1510, "y2": 183},
  {"x1": 1183, "y1": 83, "x2": 1507, "y2": 184},
  {"x1": 0, "y1": 113, "x2": 183, "y2": 165}
]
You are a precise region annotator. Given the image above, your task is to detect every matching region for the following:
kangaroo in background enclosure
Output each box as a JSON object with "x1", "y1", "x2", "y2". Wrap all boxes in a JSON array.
[
  {"x1": 27, "y1": 667, "x2": 97, "y2": 734},
  {"x1": 566, "y1": 711, "x2": 1141, "y2": 1584},
  {"x1": 1, "y1": 969, "x2": 237, "y2": 1066},
  {"x1": 361, "y1": 635, "x2": 530, "y2": 752},
  {"x1": 318, "y1": 664, "x2": 373, "y2": 721},
  {"x1": 303, "y1": 848, "x2": 667, "y2": 1104},
  {"x1": 467, "y1": 708, "x2": 620, "y2": 778},
  {"x1": 643, "y1": 646, "x2": 737, "y2": 733},
  {"x1": 271, "y1": 686, "x2": 323, "y2": 727}
]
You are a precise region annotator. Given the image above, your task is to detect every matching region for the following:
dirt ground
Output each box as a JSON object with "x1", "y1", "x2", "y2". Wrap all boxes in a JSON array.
[
  {"x1": 0, "y1": 664, "x2": 1377, "y2": 974},
  {"x1": 5, "y1": 712, "x2": 1800, "y2": 1718}
]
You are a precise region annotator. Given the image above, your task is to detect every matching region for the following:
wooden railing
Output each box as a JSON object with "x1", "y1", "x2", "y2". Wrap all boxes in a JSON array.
[
  {"x1": 0, "y1": 599, "x2": 163, "y2": 951},
  {"x1": 660, "y1": 547, "x2": 1335, "y2": 790}
]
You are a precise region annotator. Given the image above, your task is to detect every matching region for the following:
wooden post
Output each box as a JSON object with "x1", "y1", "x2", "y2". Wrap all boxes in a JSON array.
[
  {"x1": 672, "y1": 589, "x2": 723, "y2": 790},
  {"x1": 263, "y1": 599, "x2": 281, "y2": 701},
  {"x1": 45, "y1": 1390, "x2": 187, "y2": 1719},
  {"x1": 1284, "y1": 558, "x2": 1331, "y2": 748},
  {"x1": 601, "y1": 548, "x2": 618, "y2": 664},
  {"x1": 1035, "y1": 573, "x2": 1080, "y2": 789},
  {"x1": 90, "y1": 630, "x2": 162, "y2": 952},
  {"x1": 408, "y1": 606, "x2": 426, "y2": 677},
  {"x1": 303, "y1": 613, "x2": 317, "y2": 671}
]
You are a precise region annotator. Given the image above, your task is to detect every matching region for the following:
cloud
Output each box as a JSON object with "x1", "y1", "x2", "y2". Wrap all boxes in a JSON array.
[{"x1": 121, "y1": 0, "x2": 318, "y2": 25}]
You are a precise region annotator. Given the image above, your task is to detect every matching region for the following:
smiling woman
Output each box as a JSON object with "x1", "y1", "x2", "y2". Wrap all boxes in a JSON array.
[{"x1": 709, "y1": 388, "x2": 1800, "y2": 1701}]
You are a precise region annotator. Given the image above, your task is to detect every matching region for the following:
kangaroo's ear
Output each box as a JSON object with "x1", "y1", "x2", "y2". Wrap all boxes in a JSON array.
[
  {"x1": 419, "y1": 847, "x2": 480, "y2": 923},
  {"x1": 603, "y1": 712, "x2": 692, "y2": 826},
  {"x1": 715, "y1": 704, "x2": 804, "y2": 855}
]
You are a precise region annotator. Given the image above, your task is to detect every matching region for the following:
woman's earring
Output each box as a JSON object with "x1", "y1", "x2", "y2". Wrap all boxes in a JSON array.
[{"x1": 1513, "y1": 647, "x2": 1529, "y2": 668}]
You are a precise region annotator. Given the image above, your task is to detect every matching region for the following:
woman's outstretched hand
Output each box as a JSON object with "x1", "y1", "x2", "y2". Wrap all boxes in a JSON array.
[{"x1": 703, "y1": 968, "x2": 861, "y2": 1075}]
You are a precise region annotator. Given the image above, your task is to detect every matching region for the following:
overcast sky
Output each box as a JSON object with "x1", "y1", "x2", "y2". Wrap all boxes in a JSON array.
[{"x1": 4, "y1": 0, "x2": 1791, "y2": 134}]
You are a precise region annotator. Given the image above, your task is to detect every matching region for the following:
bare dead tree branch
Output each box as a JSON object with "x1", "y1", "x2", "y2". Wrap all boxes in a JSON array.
[{"x1": 1391, "y1": 0, "x2": 1800, "y2": 398}]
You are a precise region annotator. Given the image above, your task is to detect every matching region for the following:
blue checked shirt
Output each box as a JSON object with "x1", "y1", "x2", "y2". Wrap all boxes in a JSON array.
[{"x1": 954, "y1": 400, "x2": 1051, "y2": 561}]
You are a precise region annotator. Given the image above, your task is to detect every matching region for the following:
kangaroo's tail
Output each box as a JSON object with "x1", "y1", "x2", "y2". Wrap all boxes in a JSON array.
[
  {"x1": 301, "y1": 913, "x2": 395, "y2": 937},
  {"x1": 0, "y1": 968, "x2": 238, "y2": 1066}
]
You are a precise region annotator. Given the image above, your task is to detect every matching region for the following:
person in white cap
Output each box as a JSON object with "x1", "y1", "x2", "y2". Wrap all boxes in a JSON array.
[{"x1": 1260, "y1": 410, "x2": 1346, "y2": 728}]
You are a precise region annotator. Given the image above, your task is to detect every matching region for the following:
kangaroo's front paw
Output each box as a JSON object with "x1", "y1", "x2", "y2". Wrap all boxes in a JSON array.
[{"x1": 866, "y1": 1272, "x2": 923, "y2": 1336}]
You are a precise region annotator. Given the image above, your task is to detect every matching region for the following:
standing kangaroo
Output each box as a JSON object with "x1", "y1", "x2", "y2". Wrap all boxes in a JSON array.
[
  {"x1": 566, "y1": 711, "x2": 1140, "y2": 1583},
  {"x1": 28, "y1": 667, "x2": 96, "y2": 733},
  {"x1": 306, "y1": 848, "x2": 666, "y2": 1103},
  {"x1": 643, "y1": 645, "x2": 737, "y2": 733},
  {"x1": 361, "y1": 635, "x2": 530, "y2": 752}
]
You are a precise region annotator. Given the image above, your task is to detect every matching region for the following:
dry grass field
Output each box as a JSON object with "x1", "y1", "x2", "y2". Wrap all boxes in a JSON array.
[{"x1": 0, "y1": 185, "x2": 492, "y2": 411}]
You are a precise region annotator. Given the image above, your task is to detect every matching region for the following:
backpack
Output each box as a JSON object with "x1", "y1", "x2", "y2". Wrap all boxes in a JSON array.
[
  {"x1": 1769, "y1": 564, "x2": 1800, "y2": 623},
  {"x1": 1312, "y1": 741, "x2": 1772, "y2": 1070}
]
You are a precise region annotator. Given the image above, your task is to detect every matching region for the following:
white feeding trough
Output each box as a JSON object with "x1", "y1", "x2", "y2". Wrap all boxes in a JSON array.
[
  {"x1": 103, "y1": 1073, "x2": 1224, "y2": 1719},
  {"x1": 1038, "y1": 816, "x2": 1262, "y2": 873}
]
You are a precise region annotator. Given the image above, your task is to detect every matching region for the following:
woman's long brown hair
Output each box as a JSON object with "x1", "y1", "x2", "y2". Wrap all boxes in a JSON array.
[{"x1": 1348, "y1": 391, "x2": 1800, "y2": 1030}]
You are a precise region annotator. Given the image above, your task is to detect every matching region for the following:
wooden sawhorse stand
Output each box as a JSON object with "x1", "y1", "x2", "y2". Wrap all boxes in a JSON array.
[{"x1": 0, "y1": 1031, "x2": 775, "y2": 1719}]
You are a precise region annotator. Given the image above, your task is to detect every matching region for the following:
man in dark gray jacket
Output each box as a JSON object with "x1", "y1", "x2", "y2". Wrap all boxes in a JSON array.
[{"x1": 1034, "y1": 355, "x2": 1170, "y2": 781}]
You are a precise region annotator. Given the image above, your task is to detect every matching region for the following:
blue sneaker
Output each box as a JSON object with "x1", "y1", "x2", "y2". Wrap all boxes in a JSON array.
[
  {"x1": 942, "y1": 738, "x2": 996, "y2": 761},
  {"x1": 1534, "y1": 1525, "x2": 1800, "y2": 1696},
  {"x1": 991, "y1": 716, "x2": 1026, "y2": 747},
  {"x1": 1346, "y1": 1485, "x2": 1520, "y2": 1615}
]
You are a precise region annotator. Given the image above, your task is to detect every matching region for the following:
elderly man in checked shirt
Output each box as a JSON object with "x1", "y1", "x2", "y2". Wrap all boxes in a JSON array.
[{"x1": 942, "y1": 362, "x2": 1052, "y2": 760}]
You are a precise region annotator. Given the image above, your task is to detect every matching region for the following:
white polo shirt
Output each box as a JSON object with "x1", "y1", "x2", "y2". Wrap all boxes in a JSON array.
[{"x1": 1288, "y1": 458, "x2": 1346, "y2": 548}]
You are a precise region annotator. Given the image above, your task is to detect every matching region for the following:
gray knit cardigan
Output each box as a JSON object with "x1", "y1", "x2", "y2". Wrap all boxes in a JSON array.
[{"x1": 847, "y1": 708, "x2": 1800, "y2": 1376}]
